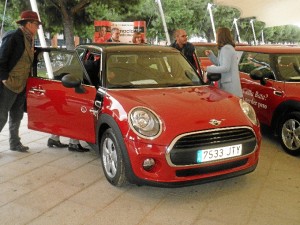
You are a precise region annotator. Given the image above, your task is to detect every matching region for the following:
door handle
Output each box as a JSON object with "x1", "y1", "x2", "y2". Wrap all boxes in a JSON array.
[
  {"x1": 29, "y1": 87, "x2": 46, "y2": 95},
  {"x1": 273, "y1": 91, "x2": 283, "y2": 96},
  {"x1": 89, "y1": 108, "x2": 99, "y2": 119}
]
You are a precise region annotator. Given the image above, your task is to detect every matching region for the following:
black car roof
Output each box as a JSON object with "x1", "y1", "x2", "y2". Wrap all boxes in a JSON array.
[{"x1": 76, "y1": 43, "x2": 179, "y2": 53}]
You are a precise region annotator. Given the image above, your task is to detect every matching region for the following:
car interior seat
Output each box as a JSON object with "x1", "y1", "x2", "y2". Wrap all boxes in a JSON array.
[
  {"x1": 83, "y1": 59, "x2": 100, "y2": 86},
  {"x1": 278, "y1": 56, "x2": 298, "y2": 81}
]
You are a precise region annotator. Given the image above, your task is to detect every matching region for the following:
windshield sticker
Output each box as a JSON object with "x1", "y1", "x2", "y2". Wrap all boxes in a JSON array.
[{"x1": 130, "y1": 80, "x2": 158, "y2": 85}]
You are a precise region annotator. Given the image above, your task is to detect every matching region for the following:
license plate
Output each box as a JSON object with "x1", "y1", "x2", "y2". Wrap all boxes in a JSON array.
[{"x1": 197, "y1": 144, "x2": 242, "y2": 163}]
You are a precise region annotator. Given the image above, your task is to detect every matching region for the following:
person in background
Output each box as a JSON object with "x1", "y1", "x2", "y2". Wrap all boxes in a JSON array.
[
  {"x1": 0, "y1": 10, "x2": 41, "y2": 152},
  {"x1": 47, "y1": 135, "x2": 89, "y2": 152},
  {"x1": 205, "y1": 27, "x2": 243, "y2": 98},
  {"x1": 132, "y1": 32, "x2": 145, "y2": 44},
  {"x1": 94, "y1": 26, "x2": 107, "y2": 43},
  {"x1": 170, "y1": 29, "x2": 197, "y2": 69},
  {"x1": 107, "y1": 28, "x2": 120, "y2": 42}
]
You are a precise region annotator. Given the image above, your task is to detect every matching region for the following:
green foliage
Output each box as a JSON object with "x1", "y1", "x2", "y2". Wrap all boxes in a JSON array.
[
  {"x1": 0, "y1": 0, "x2": 30, "y2": 33},
  {"x1": 264, "y1": 25, "x2": 300, "y2": 44}
]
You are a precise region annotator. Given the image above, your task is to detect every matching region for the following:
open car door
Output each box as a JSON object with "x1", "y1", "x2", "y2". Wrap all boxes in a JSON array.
[{"x1": 26, "y1": 48, "x2": 97, "y2": 143}]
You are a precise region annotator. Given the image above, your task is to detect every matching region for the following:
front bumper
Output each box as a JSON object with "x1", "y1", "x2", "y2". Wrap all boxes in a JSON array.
[{"x1": 124, "y1": 126, "x2": 261, "y2": 187}]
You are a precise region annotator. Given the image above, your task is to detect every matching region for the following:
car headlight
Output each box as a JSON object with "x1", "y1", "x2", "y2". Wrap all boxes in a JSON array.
[
  {"x1": 239, "y1": 99, "x2": 258, "y2": 125},
  {"x1": 129, "y1": 107, "x2": 162, "y2": 139}
]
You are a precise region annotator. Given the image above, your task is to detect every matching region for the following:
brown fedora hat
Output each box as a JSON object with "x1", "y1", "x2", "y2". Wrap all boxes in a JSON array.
[{"x1": 16, "y1": 10, "x2": 42, "y2": 24}]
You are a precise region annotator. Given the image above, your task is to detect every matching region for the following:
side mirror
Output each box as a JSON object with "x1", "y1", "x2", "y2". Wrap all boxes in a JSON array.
[
  {"x1": 249, "y1": 69, "x2": 264, "y2": 80},
  {"x1": 62, "y1": 74, "x2": 86, "y2": 93},
  {"x1": 250, "y1": 66, "x2": 274, "y2": 85},
  {"x1": 207, "y1": 73, "x2": 221, "y2": 82}
]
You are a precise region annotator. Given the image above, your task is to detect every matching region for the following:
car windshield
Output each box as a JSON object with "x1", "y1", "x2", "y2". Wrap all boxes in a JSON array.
[{"x1": 106, "y1": 52, "x2": 203, "y2": 88}]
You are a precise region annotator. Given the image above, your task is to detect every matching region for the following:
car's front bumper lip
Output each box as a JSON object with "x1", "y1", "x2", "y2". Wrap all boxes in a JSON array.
[{"x1": 131, "y1": 160, "x2": 258, "y2": 188}]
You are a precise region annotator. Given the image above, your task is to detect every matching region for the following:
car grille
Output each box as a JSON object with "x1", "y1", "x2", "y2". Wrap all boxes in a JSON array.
[{"x1": 167, "y1": 127, "x2": 257, "y2": 167}]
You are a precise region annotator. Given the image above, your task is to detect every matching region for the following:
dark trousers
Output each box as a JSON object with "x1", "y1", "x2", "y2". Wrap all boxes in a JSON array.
[{"x1": 0, "y1": 84, "x2": 26, "y2": 147}]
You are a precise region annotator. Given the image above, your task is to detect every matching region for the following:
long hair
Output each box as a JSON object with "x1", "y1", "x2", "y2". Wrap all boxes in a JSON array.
[
  {"x1": 132, "y1": 32, "x2": 144, "y2": 44},
  {"x1": 216, "y1": 27, "x2": 235, "y2": 49}
]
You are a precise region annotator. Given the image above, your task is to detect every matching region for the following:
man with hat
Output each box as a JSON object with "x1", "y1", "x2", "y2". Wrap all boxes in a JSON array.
[{"x1": 0, "y1": 10, "x2": 41, "y2": 152}]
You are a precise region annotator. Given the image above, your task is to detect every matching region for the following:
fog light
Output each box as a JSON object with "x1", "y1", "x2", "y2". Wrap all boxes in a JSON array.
[{"x1": 143, "y1": 158, "x2": 155, "y2": 171}]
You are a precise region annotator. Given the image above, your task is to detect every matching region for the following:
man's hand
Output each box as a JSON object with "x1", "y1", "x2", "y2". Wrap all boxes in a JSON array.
[{"x1": 204, "y1": 50, "x2": 211, "y2": 56}]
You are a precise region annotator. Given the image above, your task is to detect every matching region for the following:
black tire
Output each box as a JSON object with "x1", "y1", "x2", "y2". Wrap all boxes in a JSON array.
[
  {"x1": 100, "y1": 128, "x2": 127, "y2": 186},
  {"x1": 279, "y1": 112, "x2": 300, "y2": 155}
]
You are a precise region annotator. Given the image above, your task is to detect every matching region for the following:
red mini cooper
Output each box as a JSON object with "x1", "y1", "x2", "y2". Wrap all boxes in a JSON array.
[
  {"x1": 26, "y1": 45, "x2": 261, "y2": 187},
  {"x1": 237, "y1": 45, "x2": 300, "y2": 155}
]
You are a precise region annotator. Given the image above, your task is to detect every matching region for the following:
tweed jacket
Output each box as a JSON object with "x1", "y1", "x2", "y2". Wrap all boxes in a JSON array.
[{"x1": 0, "y1": 28, "x2": 27, "y2": 81}]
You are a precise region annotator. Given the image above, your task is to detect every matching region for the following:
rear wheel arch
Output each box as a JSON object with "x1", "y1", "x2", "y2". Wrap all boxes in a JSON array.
[{"x1": 271, "y1": 100, "x2": 300, "y2": 135}]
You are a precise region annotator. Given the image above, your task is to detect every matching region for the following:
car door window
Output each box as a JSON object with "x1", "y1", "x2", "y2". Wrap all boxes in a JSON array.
[
  {"x1": 239, "y1": 52, "x2": 259, "y2": 73},
  {"x1": 36, "y1": 50, "x2": 84, "y2": 82},
  {"x1": 277, "y1": 55, "x2": 300, "y2": 81},
  {"x1": 75, "y1": 47, "x2": 86, "y2": 60},
  {"x1": 239, "y1": 52, "x2": 276, "y2": 80},
  {"x1": 195, "y1": 45, "x2": 218, "y2": 57},
  {"x1": 239, "y1": 52, "x2": 266, "y2": 72}
]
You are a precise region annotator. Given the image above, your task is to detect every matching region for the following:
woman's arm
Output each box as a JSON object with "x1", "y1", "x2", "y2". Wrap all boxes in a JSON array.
[{"x1": 206, "y1": 45, "x2": 234, "y2": 73}]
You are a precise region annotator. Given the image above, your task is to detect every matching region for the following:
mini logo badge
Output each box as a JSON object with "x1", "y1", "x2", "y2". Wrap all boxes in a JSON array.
[{"x1": 209, "y1": 119, "x2": 222, "y2": 126}]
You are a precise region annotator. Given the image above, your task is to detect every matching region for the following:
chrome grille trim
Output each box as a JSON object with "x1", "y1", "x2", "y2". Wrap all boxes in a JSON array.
[{"x1": 166, "y1": 126, "x2": 258, "y2": 167}]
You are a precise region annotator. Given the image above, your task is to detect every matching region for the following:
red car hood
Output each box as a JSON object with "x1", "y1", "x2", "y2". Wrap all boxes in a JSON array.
[{"x1": 104, "y1": 86, "x2": 254, "y2": 145}]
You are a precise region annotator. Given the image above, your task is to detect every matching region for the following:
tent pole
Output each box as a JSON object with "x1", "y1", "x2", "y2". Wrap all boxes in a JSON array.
[
  {"x1": 250, "y1": 19, "x2": 258, "y2": 45},
  {"x1": 207, "y1": 3, "x2": 216, "y2": 42},
  {"x1": 0, "y1": 0, "x2": 8, "y2": 40},
  {"x1": 29, "y1": 0, "x2": 53, "y2": 78},
  {"x1": 233, "y1": 18, "x2": 241, "y2": 43},
  {"x1": 155, "y1": 0, "x2": 171, "y2": 45}
]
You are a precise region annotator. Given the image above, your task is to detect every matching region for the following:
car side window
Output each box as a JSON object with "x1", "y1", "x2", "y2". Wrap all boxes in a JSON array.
[
  {"x1": 76, "y1": 48, "x2": 86, "y2": 60},
  {"x1": 277, "y1": 55, "x2": 300, "y2": 81},
  {"x1": 36, "y1": 50, "x2": 84, "y2": 82},
  {"x1": 82, "y1": 52, "x2": 101, "y2": 87},
  {"x1": 239, "y1": 52, "x2": 258, "y2": 73},
  {"x1": 239, "y1": 52, "x2": 276, "y2": 80},
  {"x1": 195, "y1": 45, "x2": 218, "y2": 57}
]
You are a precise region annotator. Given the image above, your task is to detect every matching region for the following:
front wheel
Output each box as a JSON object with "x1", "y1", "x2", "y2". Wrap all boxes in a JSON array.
[
  {"x1": 100, "y1": 128, "x2": 127, "y2": 186},
  {"x1": 279, "y1": 112, "x2": 300, "y2": 155}
]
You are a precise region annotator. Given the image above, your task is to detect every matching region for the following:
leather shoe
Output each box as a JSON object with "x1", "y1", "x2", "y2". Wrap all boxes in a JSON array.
[
  {"x1": 68, "y1": 143, "x2": 89, "y2": 152},
  {"x1": 47, "y1": 138, "x2": 68, "y2": 148},
  {"x1": 10, "y1": 143, "x2": 29, "y2": 152}
]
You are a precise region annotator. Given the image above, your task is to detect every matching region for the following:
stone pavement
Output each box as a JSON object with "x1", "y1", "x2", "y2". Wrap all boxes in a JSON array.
[{"x1": 0, "y1": 114, "x2": 300, "y2": 225}]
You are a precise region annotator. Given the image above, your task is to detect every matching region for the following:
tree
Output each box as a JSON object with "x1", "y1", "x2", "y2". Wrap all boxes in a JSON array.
[
  {"x1": 38, "y1": 0, "x2": 141, "y2": 49},
  {"x1": 0, "y1": 0, "x2": 141, "y2": 49},
  {"x1": 127, "y1": 0, "x2": 241, "y2": 43},
  {"x1": 0, "y1": 0, "x2": 27, "y2": 36}
]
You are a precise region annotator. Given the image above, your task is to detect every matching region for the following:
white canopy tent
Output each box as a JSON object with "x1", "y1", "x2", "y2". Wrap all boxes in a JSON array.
[{"x1": 213, "y1": 0, "x2": 300, "y2": 27}]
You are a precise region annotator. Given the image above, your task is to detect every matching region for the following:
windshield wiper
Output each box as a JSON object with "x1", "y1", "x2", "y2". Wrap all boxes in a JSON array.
[
  {"x1": 163, "y1": 83, "x2": 196, "y2": 87},
  {"x1": 109, "y1": 84, "x2": 136, "y2": 89}
]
